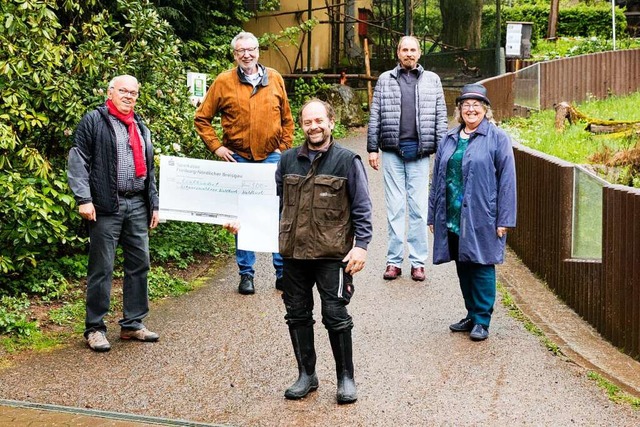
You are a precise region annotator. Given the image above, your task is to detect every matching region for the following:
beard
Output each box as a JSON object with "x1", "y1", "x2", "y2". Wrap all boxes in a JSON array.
[{"x1": 305, "y1": 130, "x2": 330, "y2": 148}]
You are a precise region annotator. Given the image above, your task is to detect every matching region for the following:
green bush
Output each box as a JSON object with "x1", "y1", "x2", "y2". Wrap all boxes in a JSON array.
[
  {"x1": 531, "y1": 36, "x2": 640, "y2": 60},
  {"x1": 0, "y1": 295, "x2": 38, "y2": 336},
  {"x1": 481, "y1": 4, "x2": 627, "y2": 48},
  {"x1": 148, "y1": 267, "x2": 192, "y2": 299},
  {"x1": 0, "y1": 0, "x2": 235, "y2": 302},
  {"x1": 150, "y1": 221, "x2": 235, "y2": 268}
]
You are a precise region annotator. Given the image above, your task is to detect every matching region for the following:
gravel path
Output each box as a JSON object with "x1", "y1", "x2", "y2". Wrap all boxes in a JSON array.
[{"x1": 1, "y1": 132, "x2": 639, "y2": 426}]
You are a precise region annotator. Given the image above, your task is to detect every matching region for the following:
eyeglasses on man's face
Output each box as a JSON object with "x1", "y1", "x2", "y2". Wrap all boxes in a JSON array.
[
  {"x1": 234, "y1": 46, "x2": 258, "y2": 55},
  {"x1": 460, "y1": 102, "x2": 483, "y2": 111},
  {"x1": 116, "y1": 88, "x2": 139, "y2": 98}
]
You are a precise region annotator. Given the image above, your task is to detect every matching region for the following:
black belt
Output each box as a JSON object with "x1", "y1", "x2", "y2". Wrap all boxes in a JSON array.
[{"x1": 118, "y1": 191, "x2": 142, "y2": 198}]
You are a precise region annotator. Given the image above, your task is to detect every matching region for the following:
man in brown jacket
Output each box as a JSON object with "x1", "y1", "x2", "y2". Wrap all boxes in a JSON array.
[{"x1": 195, "y1": 31, "x2": 294, "y2": 295}]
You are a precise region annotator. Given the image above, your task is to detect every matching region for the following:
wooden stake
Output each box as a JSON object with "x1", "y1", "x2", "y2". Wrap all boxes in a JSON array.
[{"x1": 364, "y1": 38, "x2": 373, "y2": 107}]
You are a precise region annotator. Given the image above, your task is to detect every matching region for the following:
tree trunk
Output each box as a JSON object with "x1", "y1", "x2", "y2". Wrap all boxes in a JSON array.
[
  {"x1": 547, "y1": 0, "x2": 559, "y2": 40},
  {"x1": 440, "y1": 0, "x2": 483, "y2": 49}
]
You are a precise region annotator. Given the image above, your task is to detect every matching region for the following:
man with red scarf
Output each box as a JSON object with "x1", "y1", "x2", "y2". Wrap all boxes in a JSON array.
[{"x1": 68, "y1": 74, "x2": 160, "y2": 352}]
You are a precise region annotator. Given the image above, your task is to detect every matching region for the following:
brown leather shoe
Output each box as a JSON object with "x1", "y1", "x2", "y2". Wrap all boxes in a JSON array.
[
  {"x1": 383, "y1": 265, "x2": 401, "y2": 280},
  {"x1": 411, "y1": 266, "x2": 425, "y2": 281}
]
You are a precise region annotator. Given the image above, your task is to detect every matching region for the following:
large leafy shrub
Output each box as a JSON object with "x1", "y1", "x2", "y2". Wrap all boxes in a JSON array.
[{"x1": 0, "y1": 0, "x2": 237, "y2": 297}]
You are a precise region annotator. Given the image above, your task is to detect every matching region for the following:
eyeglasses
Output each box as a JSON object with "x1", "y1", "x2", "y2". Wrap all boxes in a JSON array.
[
  {"x1": 234, "y1": 46, "x2": 258, "y2": 55},
  {"x1": 117, "y1": 88, "x2": 139, "y2": 98},
  {"x1": 460, "y1": 102, "x2": 483, "y2": 111}
]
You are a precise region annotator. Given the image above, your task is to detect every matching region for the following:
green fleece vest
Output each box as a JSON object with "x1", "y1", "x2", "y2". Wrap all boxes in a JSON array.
[{"x1": 279, "y1": 142, "x2": 356, "y2": 259}]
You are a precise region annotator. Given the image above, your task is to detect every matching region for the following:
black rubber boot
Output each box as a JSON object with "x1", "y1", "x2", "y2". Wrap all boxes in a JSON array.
[
  {"x1": 284, "y1": 326, "x2": 319, "y2": 399},
  {"x1": 328, "y1": 329, "x2": 357, "y2": 404}
]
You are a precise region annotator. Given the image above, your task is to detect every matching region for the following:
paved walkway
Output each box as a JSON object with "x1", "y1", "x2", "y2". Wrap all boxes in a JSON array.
[{"x1": 1, "y1": 132, "x2": 639, "y2": 426}]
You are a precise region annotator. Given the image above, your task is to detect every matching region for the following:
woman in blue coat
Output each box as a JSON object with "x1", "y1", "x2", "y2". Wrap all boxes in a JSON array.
[{"x1": 427, "y1": 83, "x2": 517, "y2": 341}]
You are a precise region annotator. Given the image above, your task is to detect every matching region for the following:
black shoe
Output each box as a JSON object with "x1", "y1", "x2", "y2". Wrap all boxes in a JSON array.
[
  {"x1": 449, "y1": 318, "x2": 474, "y2": 332},
  {"x1": 275, "y1": 276, "x2": 284, "y2": 291},
  {"x1": 238, "y1": 274, "x2": 255, "y2": 295},
  {"x1": 469, "y1": 324, "x2": 489, "y2": 341}
]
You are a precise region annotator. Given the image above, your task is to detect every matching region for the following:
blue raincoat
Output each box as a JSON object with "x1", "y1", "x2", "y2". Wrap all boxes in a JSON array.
[{"x1": 427, "y1": 119, "x2": 517, "y2": 265}]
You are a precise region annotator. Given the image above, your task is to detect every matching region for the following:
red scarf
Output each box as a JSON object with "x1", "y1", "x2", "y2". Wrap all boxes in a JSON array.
[{"x1": 106, "y1": 99, "x2": 147, "y2": 178}]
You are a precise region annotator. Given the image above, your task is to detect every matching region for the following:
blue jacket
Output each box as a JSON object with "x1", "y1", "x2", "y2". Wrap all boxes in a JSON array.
[
  {"x1": 427, "y1": 119, "x2": 517, "y2": 265},
  {"x1": 367, "y1": 64, "x2": 447, "y2": 157}
]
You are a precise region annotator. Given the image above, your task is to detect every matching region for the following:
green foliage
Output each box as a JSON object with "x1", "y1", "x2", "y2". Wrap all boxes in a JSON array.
[
  {"x1": 49, "y1": 300, "x2": 85, "y2": 329},
  {"x1": 0, "y1": 0, "x2": 85, "y2": 277},
  {"x1": 0, "y1": 295, "x2": 38, "y2": 336},
  {"x1": 502, "y1": 91, "x2": 640, "y2": 187},
  {"x1": 290, "y1": 77, "x2": 332, "y2": 118},
  {"x1": 531, "y1": 36, "x2": 640, "y2": 60},
  {"x1": 413, "y1": 5, "x2": 443, "y2": 37},
  {"x1": 150, "y1": 221, "x2": 235, "y2": 268},
  {"x1": 587, "y1": 371, "x2": 640, "y2": 408},
  {"x1": 147, "y1": 266, "x2": 192, "y2": 299},
  {"x1": 481, "y1": 4, "x2": 627, "y2": 49}
]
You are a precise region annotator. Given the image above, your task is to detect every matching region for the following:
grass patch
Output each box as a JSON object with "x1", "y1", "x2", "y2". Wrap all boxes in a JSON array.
[
  {"x1": 502, "y1": 91, "x2": 640, "y2": 165},
  {"x1": 49, "y1": 300, "x2": 86, "y2": 334},
  {"x1": 499, "y1": 282, "x2": 640, "y2": 409},
  {"x1": 497, "y1": 282, "x2": 563, "y2": 356},
  {"x1": 0, "y1": 263, "x2": 211, "y2": 354},
  {"x1": 587, "y1": 371, "x2": 640, "y2": 409},
  {"x1": 148, "y1": 266, "x2": 193, "y2": 299},
  {"x1": 0, "y1": 330, "x2": 67, "y2": 355}
]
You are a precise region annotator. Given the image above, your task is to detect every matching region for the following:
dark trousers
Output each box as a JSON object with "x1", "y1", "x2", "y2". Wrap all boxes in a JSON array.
[
  {"x1": 85, "y1": 194, "x2": 150, "y2": 337},
  {"x1": 282, "y1": 259, "x2": 354, "y2": 332},
  {"x1": 448, "y1": 232, "x2": 496, "y2": 328}
]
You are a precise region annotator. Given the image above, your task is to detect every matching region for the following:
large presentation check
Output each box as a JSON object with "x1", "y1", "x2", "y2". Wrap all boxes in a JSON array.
[{"x1": 158, "y1": 155, "x2": 279, "y2": 253}]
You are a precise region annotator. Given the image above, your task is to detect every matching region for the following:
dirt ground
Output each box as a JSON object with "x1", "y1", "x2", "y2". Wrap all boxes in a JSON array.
[{"x1": 1, "y1": 131, "x2": 639, "y2": 426}]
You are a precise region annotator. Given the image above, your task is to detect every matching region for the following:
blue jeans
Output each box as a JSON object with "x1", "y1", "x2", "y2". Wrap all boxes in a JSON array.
[
  {"x1": 85, "y1": 194, "x2": 150, "y2": 337},
  {"x1": 231, "y1": 152, "x2": 283, "y2": 278},
  {"x1": 381, "y1": 149, "x2": 430, "y2": 267}
]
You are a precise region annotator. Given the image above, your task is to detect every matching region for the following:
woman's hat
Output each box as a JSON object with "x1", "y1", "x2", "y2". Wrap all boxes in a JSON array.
[{"x1": 456, "y1": 83, "x2": 491, "y2": 106}]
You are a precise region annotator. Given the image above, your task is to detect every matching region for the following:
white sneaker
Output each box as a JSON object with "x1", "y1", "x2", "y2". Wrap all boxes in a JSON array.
[{"x1": 86, "y1": 331, "x2": 111, "y2": 352}]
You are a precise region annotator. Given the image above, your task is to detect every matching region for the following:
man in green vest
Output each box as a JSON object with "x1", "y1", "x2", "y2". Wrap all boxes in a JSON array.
[{"x1": 276, "y1": 99, "x2": 373, "y2": 404}]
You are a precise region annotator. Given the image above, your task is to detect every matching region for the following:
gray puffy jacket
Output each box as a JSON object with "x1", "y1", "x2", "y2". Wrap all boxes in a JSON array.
[{"x1": 367, "y1": 64, "x2": 448, "y2": 157}]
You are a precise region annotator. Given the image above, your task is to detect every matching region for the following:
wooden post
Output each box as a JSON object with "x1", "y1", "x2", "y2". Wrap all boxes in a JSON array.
[
  {"x1": 364, "y1": 38, "x2": 373, "y2": 107},
  {"x1": 547, "y1": 0, "x2": 559, "y2": 40}
]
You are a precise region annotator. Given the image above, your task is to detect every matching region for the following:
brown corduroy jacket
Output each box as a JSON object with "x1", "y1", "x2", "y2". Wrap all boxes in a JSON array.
[{"x1": 194, "y1": 65, "x2": 294, "y2": 161}]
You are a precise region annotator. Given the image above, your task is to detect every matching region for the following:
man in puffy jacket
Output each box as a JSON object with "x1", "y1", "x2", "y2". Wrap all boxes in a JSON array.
[
  {"x1": 68, "y1": 74, "x2": 160, "y2": 352},
  {"x1": 367, "y1": 35, "x2": 447, "y2": 282}
]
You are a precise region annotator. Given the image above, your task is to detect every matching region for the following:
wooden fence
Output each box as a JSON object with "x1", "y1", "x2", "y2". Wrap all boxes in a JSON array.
[{"x1": 481, "y1": 49, "x2": 640, "y2": 360}]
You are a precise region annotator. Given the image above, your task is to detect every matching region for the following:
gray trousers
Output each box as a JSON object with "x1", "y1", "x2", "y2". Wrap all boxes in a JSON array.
[{"x1": 85, "y1": 194, "x2": 150, "y2": 337}]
